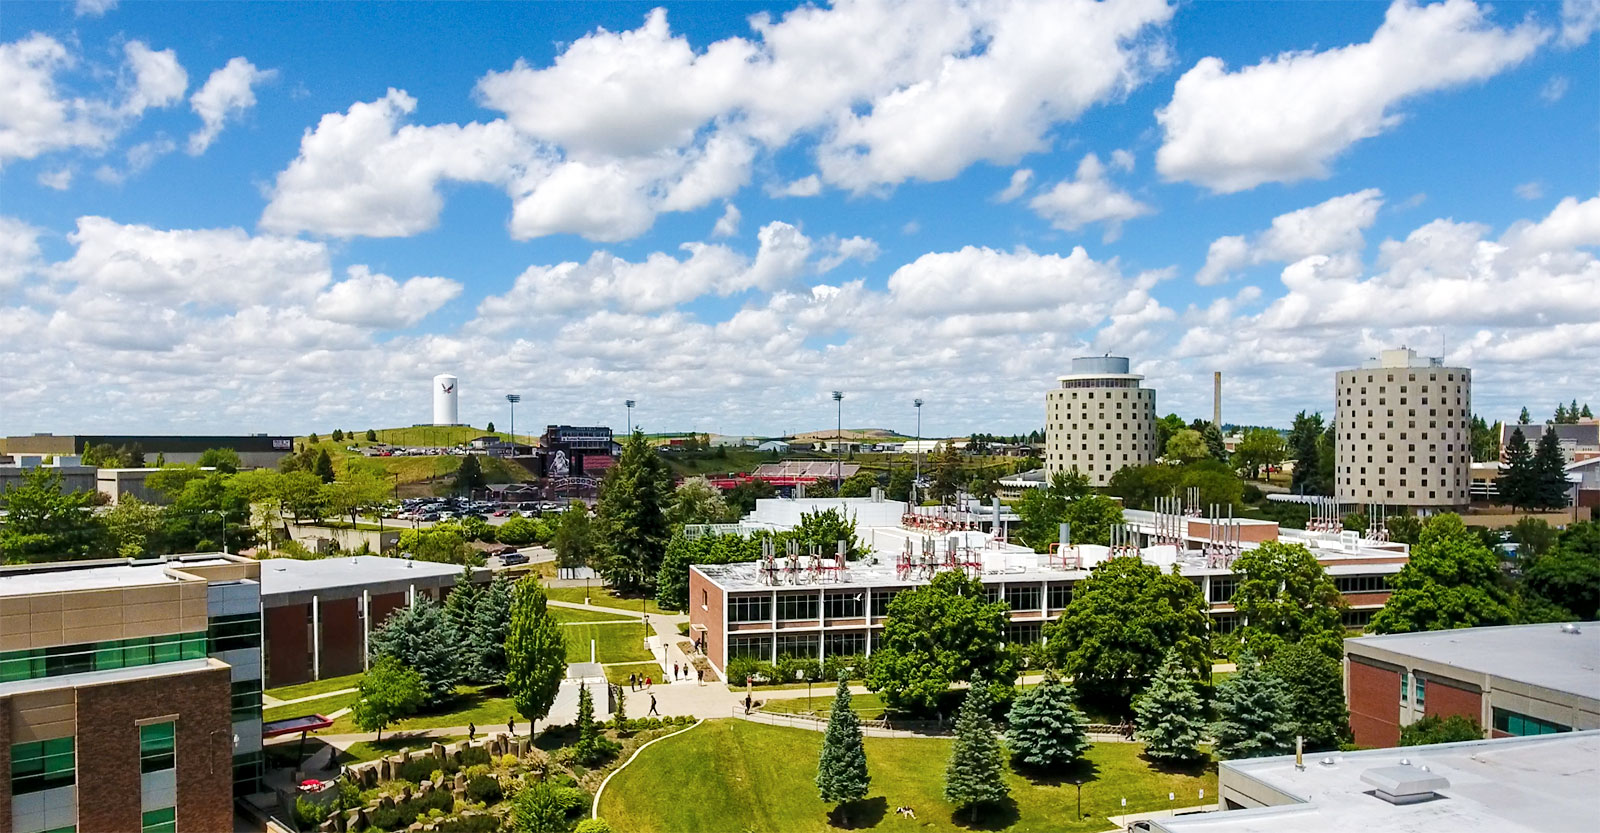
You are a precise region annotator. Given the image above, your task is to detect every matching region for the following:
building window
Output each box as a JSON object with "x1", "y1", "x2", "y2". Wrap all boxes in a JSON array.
[
  {"x1": 1209, "y1": 578, "x2": 1238, "y2": 604},
  {"x1": 1210, "y1": 614, "x2": 1240, "y2": 634},
  {"x1": 1005, "y1": 622, "x2": 1043, "y2": 645},
  {"x1": 1, "y1": 633, "x2": 206, "y2": 683},
  {"x1": 775, "y1": 633, "x2": 819, "y2": 659},
  {"x1": 140, "y1": 721, "x2": 176, "y2": 774},
  {"x1": 231, "y1": 679, "x2": 263, "y2": 723},
  {"x1": 824, "y1": 591, "x2": 865, "y2": 620},
  {"x1": 824, "y1": 631, "x2": 867, "y2": 657},
  {"x1": 1492, "y1": 708, "x2": 1571, "y2": 736},
  {"x1": 1340, "y1": 608, "x2": 1375, "y2": 628},
  {"x1": 728, "y1": 596, "x2": 771, "y2": 623},
  {"x1": 141, "y1": 807, "x2": 176, "y2": 833},
  {"x1": 1004, "y1": 585, "x2": 1041, "y2": 611},
  {"x1": 1335, "y1": 575, "x2": 1389, "y2": 594},
  {"x1": 870, "y1": 589, "x2": 901, "y2": 617},
  {"x1": 983, "y1": 585, "x2": 1003, "y2": 604},
  {"x1": 729, "y1": 634, "x2": 771, "y2": 661},
  {"x1": 10, "y1": 737, "x2": 75, "y2": 795},
  {"x1": 233, "y1": 749, "x2": 264, "y2": 797},
  {"x1": 776, "y1": 593, "x2": 819, "y2": 622},
  {"x1": 1414, "y1": 676, "x2": 1426, "y2": 707},
  {"x1": 1401, "y1": 674, "x2": 1408, "y2": 702},
  {"x1": 208, "y1": 612, "x2": 262, "y2": 653}
]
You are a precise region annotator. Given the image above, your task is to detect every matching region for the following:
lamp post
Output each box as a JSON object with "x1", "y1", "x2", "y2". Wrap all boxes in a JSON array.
[
  {"x1": 913, "y1": 398, "x2": 924, "y2": 499},
  {"x1": 832, "y1": 391, "x2": 844, "y2": 490},
  {"x1": 1072, "y1": 779, "x2": 1083, "y2": 819},
  {"x1": 506, "y1": 394, "x2": 520, "y2": 446}
]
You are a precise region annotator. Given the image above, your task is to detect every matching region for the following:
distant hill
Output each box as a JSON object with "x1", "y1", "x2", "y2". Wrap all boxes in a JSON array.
[{"x1": 789, "y1": 428, "x2": 913, "y2": 442}]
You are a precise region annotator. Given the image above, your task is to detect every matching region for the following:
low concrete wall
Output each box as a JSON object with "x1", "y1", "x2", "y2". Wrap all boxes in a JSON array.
[{"x1": 285, "y1": 523, "x2": 401, "y2": 553}]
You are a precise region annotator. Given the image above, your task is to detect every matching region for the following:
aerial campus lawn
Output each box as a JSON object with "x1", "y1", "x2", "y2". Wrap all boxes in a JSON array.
[
  {"x1": 600, "y1": 720, "x2": 1215, "y2": 833},
  {"x1": 319, "y1": 684, "x2": 521, "y2": 735},
  {"x1": 758, "y1": 691, "x2": 891, "y2": 720},
  {"x1": 563, "y1": 622, "x2": 654, "y2": 664},
  {"x1": 544, "y1": 584, "x2": 669, "y2": 617},
  {"x1": 549, "y1": 604, "x2": 640, "y2": 624},
  {"x1": 265, "y1": 673, "x2": 362, "y2": 703},
  {"x1": 263, "y1": 691, "x2": 360, "y2": 724}
]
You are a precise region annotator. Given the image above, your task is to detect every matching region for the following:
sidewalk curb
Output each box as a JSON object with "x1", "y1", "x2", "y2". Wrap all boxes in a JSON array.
[{"x1": 590, "y1": 719, "x2": 704, "y2": 820}]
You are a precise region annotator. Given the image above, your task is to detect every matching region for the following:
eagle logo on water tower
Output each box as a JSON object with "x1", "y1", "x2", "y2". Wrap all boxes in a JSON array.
[{"x1": 440, "y1": 382, "x2": 455, "y2": 393}]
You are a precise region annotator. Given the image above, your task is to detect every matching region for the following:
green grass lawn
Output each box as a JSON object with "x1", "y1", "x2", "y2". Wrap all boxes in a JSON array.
[
  {"x1": 550, "y1": 605, "x2": 639, "y2": 624},
  {"x1": 265, "y1": 673, "x2": 362, "y2": 703},
  {"x1": 321, "y1": 685, "x2": 521, "y2": 735},
  {"x1": 758, "y1": 690, "x2": 889, "y2": 720},
  {"x1": 264, "y1": 691, "x2": 360, "y2": 724},
  {"x1": 343, "y1": 734, "x2": 464, "y2": 763},
  {"x1": 604, "y1": 662, "x2": 662, "y2": 686},
  {"x1": 544, "y1": 585, "x2": 668, "y2": 617},
  {"x1": 563, "y1": 623, "x2": 654, "y2": 664},
  {"x1": 599, "y1": 720, "x2": 1215, "y2": 833}
]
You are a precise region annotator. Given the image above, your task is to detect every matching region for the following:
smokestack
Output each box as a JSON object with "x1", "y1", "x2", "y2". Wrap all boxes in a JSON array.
[{"x1": 1213, "y1": 371, "x2": 1222, "y2": 428}]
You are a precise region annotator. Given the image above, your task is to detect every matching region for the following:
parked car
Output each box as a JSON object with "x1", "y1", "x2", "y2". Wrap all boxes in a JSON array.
[{"x1": 492, "y1": 508, "x2": 510, "y2": 517}]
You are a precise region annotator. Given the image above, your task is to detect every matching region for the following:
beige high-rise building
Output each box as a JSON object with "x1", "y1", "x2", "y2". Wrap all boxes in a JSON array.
[
  {"x1": 1045, "y1": 356, "x2": 1156, "y2": 486},
  {"x1": 1336, "y1": 348, "x2": 1471, "y2": 509}
]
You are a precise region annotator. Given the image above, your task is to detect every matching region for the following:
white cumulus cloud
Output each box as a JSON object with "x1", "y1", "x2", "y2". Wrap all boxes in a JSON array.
[
  {"x1": 1196, "y1": 188, "x2": 1385, "y2": 284},
  {"x1": 188, "y1": 57, "x2": 277, "y2": 154},
  {"x1": 1028, "y1": 153, "x2": 1153, "y2": 241},
  {"x1": 313, "y1": 265, "x2": 462, "y2": 328}
]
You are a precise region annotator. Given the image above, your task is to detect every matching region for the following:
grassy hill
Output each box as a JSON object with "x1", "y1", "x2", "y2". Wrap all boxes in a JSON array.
[{"x1": 293, "y1": 428, "x2": 536, "y2": 496}]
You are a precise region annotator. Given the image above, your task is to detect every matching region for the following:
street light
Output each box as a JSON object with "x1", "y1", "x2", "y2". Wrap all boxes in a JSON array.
[
  {"x1": 1071, "y1": 779, "x2": 1083, "y2": 819},
  {"x1": 832, "y1": 391, "x2": 844, "y2": 490},
  {"x1": 625, "y1": 399, "x2": 636, "y2": 435},
  {"x1": 913, "y1": 398, "x2": 924, "y2": 500},
  {"x1": 506, "y1": 394, "x2": 521, "y2": 445}
]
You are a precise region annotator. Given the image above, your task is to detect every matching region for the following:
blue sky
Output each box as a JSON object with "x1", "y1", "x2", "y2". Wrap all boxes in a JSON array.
[{"x1": 2, "y1": 0, "x2": 1596, "y2": 438}]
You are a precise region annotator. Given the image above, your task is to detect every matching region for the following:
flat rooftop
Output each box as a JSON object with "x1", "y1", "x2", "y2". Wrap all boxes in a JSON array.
[
  {"x1": 1152, "y1": 731, "x2": 1600, "y2": 833},
  {"x1": 1346, "y1": 623, "x2": 1600, "y2": 700},
  {"x1": 258, "y1": 555, "x2": 467, "y2": 598},
  {"x1": 0, "y1": 555, "x2": 236, "y2": 597}
]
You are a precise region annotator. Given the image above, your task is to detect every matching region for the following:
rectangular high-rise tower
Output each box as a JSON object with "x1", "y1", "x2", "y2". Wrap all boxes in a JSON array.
[
  {"x1": 1044, "y1": 356, "x2": 1156, "y2": 487},
  {"x1": 1335, "y1": 348, "x2": 1471, "y2": 509}
]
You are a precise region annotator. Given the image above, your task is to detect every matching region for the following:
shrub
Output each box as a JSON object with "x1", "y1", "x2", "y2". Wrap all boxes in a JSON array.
[
  {"x1": 822, "y1": 653, "x2": 867, "y2": 682},
  {"x1": 1242, "y1": 484, "x2": 1265, "y2": 503},
  {"x1": 438, "y1": 813, "x2": 499, "y2": 833},
  {"x1": 554, "y1": 786, "x2": 590, "y2": 815},
  {"x1": 575, "y1": 819, "x2": 615, "y2": 833},
  {"x1": 463, "y1": 763, "x2": 491, "y2": 780},
  {"x1": 293, "y1": 796, "x2": 330, "y2": 830},
  {"x1": 398, "y1": 755, "x2": 443, "y2": 783},
  {"x1": 465, "y1": 774, "x2": 503, "y2": 805},
  {"x1": 724, "y1": 656, "x2": 768, "y2": 684},
  {"x1": 775, "y1": 655, "x2": 821, "y2": 683},
  {"x1": 459, "y1": 746, "x2": 491, "y2": 768},
  {"x1": 499, "y1": 754, "x2": 519, "y2": 768}
]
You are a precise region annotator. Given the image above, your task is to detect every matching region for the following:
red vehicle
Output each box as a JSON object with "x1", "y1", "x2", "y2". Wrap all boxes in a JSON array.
[{"x1": 493, "y1": 508, "x2": 511, "y2": 517}]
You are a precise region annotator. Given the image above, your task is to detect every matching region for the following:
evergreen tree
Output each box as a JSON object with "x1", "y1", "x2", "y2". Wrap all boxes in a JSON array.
[
  {"x1": 505, "y1": 579, "x2": 566, "y2": 731},
  {"x1": 1133, "y1": 651, "x2": 1207, "y2": 764},
  {"x1": 332, "y1": 429, "x2": 345, "y2": 441},
  {"x1": 1211, "y1": 650, "x2": 1295, "y2": 761},
  {"x1": 1264, "y1": 643, "x2": 1349, "y2": 752},
  {"x1": 1499, "y1": 427, "x2": 1535, "y2": 509},
  {"x1": 1583, "y1": 404, "x2": 1594, "y2": 419},
  {"x1": 1202, "y1": 422, "x2": 1228, "y2": 463},
  {"x1": 1532, "y1": 429, "x2": 1570, "y2": 509},
  {"x1": 594, "y1": 431, "x2": 673, "y2": 594},
  {"x1": 367, "y1": 598, "x2": 460, "y2": 706},
  {"x1": 816, "y1": 678, "x2": 871, "y2": 823},
  {"x1": 455, "y1": 454, "x2": 486, "y2": 492},
  {"x1": 1288, "y1": 411, "x2": 1325, "y2": 495},
  {"x1": 1005, "y1": 674, "x2": 1090, "y2": 771},
  {"x1": 443, "y1": 570, "x2": 485, "y2": 680},
  {"x1": 473, "y1": 576, "x2": 515, "y2": 682},
  {"x1": 573, "y1": 683, "x2": 620, "y2": 765},
  {"x1": 1554, "y1": 403, "x2": 1569, "y2": 424},
  {"x1": 309, "y1": 432, "x2": 320, "y2": 443},
  {"x1": 931, "y1": 441, "x2": 964, "y2": 502},
  {"x1": 944, "y1": 682, "x2": 1009, "y2": 822},
  {"x1": 365, "y1": 429, "x2": 378, "y2": 442},
  {"x1": 1518, "y1": 407, "x2": 1530, "y2": 424},
  {"x1": 1570, "y1": 399, "x2": 1581, "y2": 422},
  {"x1": 487, "y1": 421, "x2": 496, "y2": 433},
  {"x1": 313, "y1": 448, "x2": 336, "y2": 483}
]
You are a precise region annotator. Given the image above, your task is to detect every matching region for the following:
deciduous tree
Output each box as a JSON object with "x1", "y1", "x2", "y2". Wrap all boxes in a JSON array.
[
  {"x1": 1369, "y1": 514, "x2": 1513, "y2": 634},
  {"x1": 505, "y1": 579, "x2": 566, "y2": 730},
  {"x1": 551, "y1": 502, "x2": 596, "y2": 571},
  {"x1": 0, "y1": 468, "x2": 108, "y2": 563},
  {"x1": 1264, "y1": 643, "x2": 1348, "y2": 751},
  {"x1": 1227, "y1": 541, "x2": 1345, "y2": 661},
  {"x1": 1400, "y1": 714, "x2": 1483, "y2": 746},
  {"x1": 667, "y1": 476, "x2": 735, "y2": 526},
  {"x1": 867, "y1": 571, "x2": 1018, "y2": 715},
  {"x1": 1234, "y1": 429, "x2": 1286, "y2": 479},
  {"x1": 1522, "y1": 521, "x2": 1599, "y2": 619},
  {"x1": 1165, "y1": 429, "x2": 1208, "y2": 464},
  {"x1": 351, "y1": 656, "x2": 425, "y2": 740}
]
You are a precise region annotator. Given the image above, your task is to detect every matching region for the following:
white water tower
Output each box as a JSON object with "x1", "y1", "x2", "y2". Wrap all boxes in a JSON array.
[{"x1": 433, "y1": 374, "x2": 458, "y2": 425}]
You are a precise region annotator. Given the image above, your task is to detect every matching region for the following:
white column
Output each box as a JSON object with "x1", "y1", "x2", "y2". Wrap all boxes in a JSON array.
[
  {"x1": 816, "y1": 588, "x2": 826, "y2": 665},
  {"x1": 361, "y1": 589, "x2": 371, "y2": 671},
  {"x1": 408, "y1": 583, "x2": 416, "y2": 607},
  {"x1": 311, "y1": 595, "x2": 321, "y2": 681}
]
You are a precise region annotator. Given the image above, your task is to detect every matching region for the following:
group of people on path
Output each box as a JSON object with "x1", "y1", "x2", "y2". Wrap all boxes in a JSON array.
[{"x1": 629, "y1": 662, "x2": 706, "y2": 691}]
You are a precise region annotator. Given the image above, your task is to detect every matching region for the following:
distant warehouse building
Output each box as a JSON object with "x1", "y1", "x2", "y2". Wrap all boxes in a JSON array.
[
  {"x1": 1, "y1": 434, "x2": 293, "y2": 469},
  {"x1": 1344, "y1": 622, "x2": 1600, "y2": 748}
]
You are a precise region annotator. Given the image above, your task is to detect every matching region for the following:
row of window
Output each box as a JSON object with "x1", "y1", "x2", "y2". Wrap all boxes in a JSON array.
[
  {"x1": 1492, "y1": 708, "x2": 1571, "y2": 737},
  {"x1": 1347, "y1": 373, "x2": 1464, "y2": 384},
  {"x1": 208, "y1": 612, "x2": 262, "y2": 654},
  {"x1": 1335, "y1": 575, "x2": 1390, "y2": 594},
  {"x1": 0, "y1": 632, "x2": 208, "y2": 683},
  {"x1": 1208, "y1": 578, "x2": 1238, "y2": 604},
  {"x1": 10, "y1": 737, "x2": 75, "y2": 795},
  {"x1": 140, "y1": 721, "x2": 176, "y2": 774},
  {"x1": 231, "y1": 679, "x2": 263, "y2": 724},
  {"x1": 1401, "y1": 674, "x2": 1426, "y2": 706}
]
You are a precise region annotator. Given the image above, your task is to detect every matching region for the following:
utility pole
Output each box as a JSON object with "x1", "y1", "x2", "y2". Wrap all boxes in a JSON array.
[
  {"x1": 506, "y1": 394, "x2": 520, "y2": 446},
  {"x1": 914, "y1": 398, "x2": 924, "y2": 497},
  {"x1": 832, "y1": 391, "x2": 844, "y2": 491}
]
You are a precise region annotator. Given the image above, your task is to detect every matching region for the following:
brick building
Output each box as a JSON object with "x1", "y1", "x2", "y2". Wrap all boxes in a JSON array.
[
  {"x1": 1, "y1": 555, "x2": 264, "y2": 833},
  {"x1": 1344, "y1": 622, "x2": 1600, "y2": 748},
  {"x1": 258, "y1": 556, "x2": 478, "y2": 689}
]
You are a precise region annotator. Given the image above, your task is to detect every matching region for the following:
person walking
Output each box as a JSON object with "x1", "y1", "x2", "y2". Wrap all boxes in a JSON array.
[
  {"x1": 743, "y1": 693, "x2": 752, "y2": 715},
  {"x1": 467, "y1": 723, "x2": 476, "y2": 741},
  {"x1": 646, "y1": 675, "x2": 652, "y2": 688},
  {"x1": 696, "y1": 667, "x2": 704, "y2": 685},
  {"x1": 507, "y1": 716, "x2": 515, "y2": 737},
  {"x1": 629, "y1": 672, "x2": 637, "y2": 691},
  {"x1": 673, "y1": 662, "x2": 679, "y2": 681},
  {"x1": 648, "y1": 693, "x2": 659, "y2": 717}
]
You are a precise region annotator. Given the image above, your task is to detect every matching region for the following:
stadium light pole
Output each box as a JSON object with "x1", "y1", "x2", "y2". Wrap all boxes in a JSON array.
[
  {"x1": 913, "y1": 398, "x2": 924, "y2": 497},
  {"x1": 832, "y1": 391, "x2": 844, "y2": 491},
  {"x1": 506, "y1": 394, "x2": 520, "y2": 445},
  {"x1": 625, "y1": 399, "x2": 636, "y2": 436}
]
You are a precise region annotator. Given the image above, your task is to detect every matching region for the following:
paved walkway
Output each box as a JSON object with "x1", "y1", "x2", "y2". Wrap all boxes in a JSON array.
[{"x1": 262, "y1": 688, "x2": 357, "y2": 709}]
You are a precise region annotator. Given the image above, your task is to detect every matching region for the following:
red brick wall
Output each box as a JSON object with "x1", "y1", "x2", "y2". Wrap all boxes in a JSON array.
[
  {"x1": 688, "y1": 570, "x2": 726, "y2": 672},
  {"x1": 1348, "y1": 658, "x2": 1401, "y2": 748},
  {"x1": 1423, "y1": 675, "x2": 1483, "y2": 731},
  {"x1": 76, "y1": 666, "x2": 234, "y2": 833},
  {"x1": 264, "y1": 602, "x2": 310, "y2": 688},
  {"x1": 369, "y1": 591, "x2": 407, "y2": 631},
  {"x1": 318, "y1": 597, "x2": 363, "y2": 679}
]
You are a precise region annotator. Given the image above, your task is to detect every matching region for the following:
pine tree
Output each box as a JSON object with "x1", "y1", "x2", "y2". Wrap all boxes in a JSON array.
[
  {"x1": 944, "y1": 681, "x2": 1009, "y2": 822},
  {"x1": 367, "y1": 597, "x2": 461, "y2": 706},
  {"x1": 572, "y1": 682, "x2": 618, "y2": 765},
  {"x1": 816, "y1": 678, "x2": 870, "y2": 823},
  {"x1": 443, "y1": 570, "x2": 485, "y2": 680},
  {"x1": 313, "y1": 449, "x2": 336, "y2": 483},
  {"x1": 472, "y1": 576, "x2": 515, "y2": 683},
  {"x1": 1532, "y1": 429, "x2": 1570, "y2": 510},
  {"x1": 1500, "y1": 427, "x2": 1536, "y2": 509},
  {"x1": 610, "y1": 685, "x2": 629, "y2": 732},
  {"x1": 1005, "y1": 674, "x2": 1090, "y2": 771},
  {"x1": 1211, "y1": 650, "x2": 1294, "y2": 761},
  {"x1": 1133, "y1": 651, "x2": 1208, "y2": 763},
  {"x1": 1569, "y1": 399, "x2": 1581, "y2": 423},
  {"x1": 1518, "y1": 407, "x2": 1530, "y2": 425},
  {"x1": 1555, "y1": 403, "x2": 1569, "y2": 424},
  {"x1": 455, "y1": 454, "x2": 486, "y2": 492},
  {"x1": 1202, "y1": 422, "x2": 1228, "y2": 463},
  {"x1": 365, "y1": 429, "x2": 378, "y2": 442},
  {"x1": 505, "y1": 578, "x2": 566, "y2": 731},
  {"x1": 594, "y1": 431, "x2": 673, "y2": 594},
  {"x1": 332, "y1": 429, "x2": 345, "y2": 441},
  {"x1": 1583, "y1": 404, "x2": 1594, "y2": 419}
]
